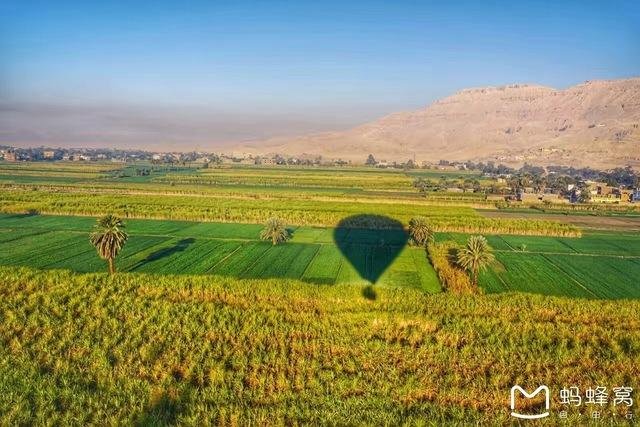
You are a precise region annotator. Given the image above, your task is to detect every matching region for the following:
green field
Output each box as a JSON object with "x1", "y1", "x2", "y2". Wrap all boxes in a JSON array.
[
  {"x1": 1, "y1": 213, "x2": 639, "y2": 299},
  {"x1": 0, "y1": 214, "x2": 440, "y2": 292},
  {"x1": 436, "y1": 232, "x2": 640, "y2": 299}
]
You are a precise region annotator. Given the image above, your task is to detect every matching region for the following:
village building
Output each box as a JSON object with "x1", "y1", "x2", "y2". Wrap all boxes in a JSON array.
[{"x1": 3, "y1": 151, "x2": 17, "y2": 162}]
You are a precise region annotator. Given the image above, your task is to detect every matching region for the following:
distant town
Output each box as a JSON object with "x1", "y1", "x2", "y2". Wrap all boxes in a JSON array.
[
  {"x1": 0, "y1": 145, "x2": 350, "y2": 166},
  {"x1": 1, "y1": 145, "x2": 639, "y2": 204}
]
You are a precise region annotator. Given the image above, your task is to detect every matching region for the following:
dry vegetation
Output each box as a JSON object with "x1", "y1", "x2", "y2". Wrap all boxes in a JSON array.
[
  {"x1": 427, "y1": 241, "x2": 476, "y2": 295},
  {"x1": 1, "y1": 267, "x2": 638, "y2": 425}
]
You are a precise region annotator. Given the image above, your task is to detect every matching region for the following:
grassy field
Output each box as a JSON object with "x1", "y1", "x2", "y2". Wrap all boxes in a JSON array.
[
  {"x1": 1, "y1": 214, "x2": 638, "y2": 299},
  {"x1": 0, "y1": 161, "x2": 578, "y2": 235},
  {"x1": 437, "y1": 232, "x2": 640, "y2": 299},
  {"x1": 1, "y1": 162, "x2": 639, "y2": 424},
  {"x1": 0, "y1": 267, "x2": 638, "y2": 425},
  {"x1": 0, "y1": 214, "x2": 440, "y2": 292}
]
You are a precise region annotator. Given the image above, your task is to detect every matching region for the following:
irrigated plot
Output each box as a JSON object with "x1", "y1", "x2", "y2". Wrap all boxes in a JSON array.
[
  {"x1": 559, "y1": 234, "x2": 640, "y2": 256},
  {"x1": 544, "y1": 255, "x2": 640, "y2": 299},
  {"x1": 187, "y1": 240, "x2": 243, "y2": 273},
  {"x1": 208, "y1": 241, "x2": 272, "y2": 276},
  {"x1": 0, "y1": 227, "x2": 49, "y2": 244},
  {"x1": 496, "y1": 235, "x2": 577, "y2": 253},
  {"x1": 335, "y1": 244, "x2": 368, "y2": 284},
  {"x1": 1, "y1": 211, "x2": 637, "y2": 300},
  {"x1": 484, "y1": 235, "x2": 514, "y2": 251},
  {"x1": 128, "y1": 238, "x2": 201, "y2": 273},
  {"x1": 0, "y1": 231, "x2": 81, "y2": 264},
  {"x1": 241, "y1": 243, "x2": 317, "y2": 279},
  {"x1": 301, "y1": 244, "x2": 343, "y2": 284},
  {"x1": 409, "y1": 248, "x2": 441, "y2": 293},
  {"x1": 289, "y1": 226, "x2": 326, "y2": 243},
  {"x1": 377, "y1": 248, "x2": 429, "y2": 289},
  {"x1": 117, "y1": 237, "x2": 183, "y2": 271},
  {"x1": 172, "y1": 222, "x2": 263, "y2": 240},
  {"x1": 126, "y1": 219, "x2": 194, "y2": 236},
  {"x1": 377, "y1": 246, "x2": 418, "y2": 287},
  {"x1": 49, "y1": 248, "x2": 105, "y2": 273},
  {"x1": 0, "y1": 213, "x2": 95, "y2": 231},
  {"x1": 282, "y1": 245, "x2": 320, "y2": 279},
  {"x1": 481, "y1": 252, "x2": 594, "y2": 298},
  {"x1": 26, "y1": 235, "x2": 95, "y2": 269},
  {"x1": 436, "y1": 232, "x2": 469, "y2": 246},
  {"x1": 336, "y1": 228, "x2": 407, "y2": 246}
]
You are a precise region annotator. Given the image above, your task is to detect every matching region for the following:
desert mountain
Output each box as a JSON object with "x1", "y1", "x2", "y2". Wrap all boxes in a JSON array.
[{"x1": 235, "y1": 78, "x2": 640, "y2": 168}]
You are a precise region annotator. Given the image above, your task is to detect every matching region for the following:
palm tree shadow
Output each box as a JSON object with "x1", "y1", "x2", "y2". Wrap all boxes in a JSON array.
[
  {"x1": 447, "y1": 247, "x2": 460, "y2": 265},
  {"x1": 286, "y1": 227, "x2": 296, "y2": 239},
  {"x1": 8, "y1": 210, "x2": 40, "y2": 219},
  {"x1": 131, "y1": 238, "x2": 196, "y2": 270},
  {"x1": 334, "y1": 214, "x2": 408, "y2": 290}
]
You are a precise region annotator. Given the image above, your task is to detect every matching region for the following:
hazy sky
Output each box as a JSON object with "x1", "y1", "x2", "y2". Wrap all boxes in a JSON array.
[{"x1": 1, "y1": 0, "x2": 639, "y2": 149}]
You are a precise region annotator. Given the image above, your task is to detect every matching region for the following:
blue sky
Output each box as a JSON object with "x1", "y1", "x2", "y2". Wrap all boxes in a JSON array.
[{"x1": 1, "y1": 0, "x2": 639, "y2": 148}]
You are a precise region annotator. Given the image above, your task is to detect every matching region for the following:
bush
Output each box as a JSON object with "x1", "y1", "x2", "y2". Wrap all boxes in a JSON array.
[{"x1": 427, "y1": 241, "x2": 477, "y2": 295}]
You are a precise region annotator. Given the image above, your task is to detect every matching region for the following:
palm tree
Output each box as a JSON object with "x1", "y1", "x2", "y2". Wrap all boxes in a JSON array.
[
  {"x1": 90, "y1": 214, "x2": 129, "y2": 275},
  {"x1": 456, "y1": 235, "x2": 495, "y2": 287},
  {"x1": 260, "y1": 217, "x2": 290, "y2": 245},
  {"x1": 408, "y1": 216, "x2": 434, "y2": 247}
]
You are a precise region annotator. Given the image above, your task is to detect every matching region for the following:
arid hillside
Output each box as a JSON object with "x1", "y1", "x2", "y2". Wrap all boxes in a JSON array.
[{"x1": 236, "y1": 78, "x2": 640, "y2": 168}]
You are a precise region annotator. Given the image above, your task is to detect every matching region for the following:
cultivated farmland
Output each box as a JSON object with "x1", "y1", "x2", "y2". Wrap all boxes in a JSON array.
[
  {"x1": 1, "y1": 161, "x2": 639, "y2": 425},
  {"x1": 0, "y1": 267, "x2": 639, "y2": 425},
  {"x1": 0, "y1": 213, "x2": 638, "y2": 298},
  {"x1": 0, "y1": 214, "x2": 440, "y2": 291}
]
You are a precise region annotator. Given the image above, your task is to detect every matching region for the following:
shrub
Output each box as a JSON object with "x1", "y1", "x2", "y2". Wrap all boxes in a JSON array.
[{"x1": 427, "y1": 241, "x2": 476, "y2": 294}]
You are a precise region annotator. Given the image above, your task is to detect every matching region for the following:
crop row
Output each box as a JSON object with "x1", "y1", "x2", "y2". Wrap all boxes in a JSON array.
[
  {"x1": 0, "y1": 188, "x2": 580, "y2": 236},
  {"x1": 0, "y1": 226, "x2": 437, "y2": 290},
  {"x1": 155, "y1": 169, "x2": 416, "y2": 190},
  {"x1": 480, "y1": 252, "x2": 640, "y2": 299}
]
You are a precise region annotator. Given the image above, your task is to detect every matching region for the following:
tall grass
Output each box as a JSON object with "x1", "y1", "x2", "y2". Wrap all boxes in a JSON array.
[
  {"x1": 427, "y1": 241, "x2": 477, "y2": 294},
  {"x1": 0, "y1": 187, "x2": 581, "y2": 236},
  {"x1": 0, "y1": 267, "x2": 638, "y2": 424}
]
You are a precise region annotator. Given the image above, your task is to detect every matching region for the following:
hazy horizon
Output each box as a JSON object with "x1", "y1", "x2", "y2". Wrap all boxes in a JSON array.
[{"x1": 1, "y1": 0, "x2": 639, "y2": 150}]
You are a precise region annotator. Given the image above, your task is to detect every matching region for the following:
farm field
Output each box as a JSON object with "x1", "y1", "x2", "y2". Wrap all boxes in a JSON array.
[
  {"x1": 438, "y1": 231, "x2": 640, "y2": 298},
  {"x1": 1, "y1": 267, "x2": 639, "y2": 425},
  {"x1": 0, "y1": 214, "x2": 441, "y2": 292},
  {"x1": 6, "y1": 161, "x2": 614, "y2": 236},
  {"x1": 481, "y1": 209, "x2": 640, "y2": 231},
  {"x1": 155, "y1": 166, "x2": 417, "y2": 190},
  {"x1": 1, "y1": 162, "x2": 639, "y2": 425},
  {"x1": 1, "y1": 213, "x2": 639, "y2": 299},
  {"x1": 0, "y1": 187, "x2": 579, "y2": 236},
  {"x1": 0, "y1": 161, "x2": 502, "y2": 206}
]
